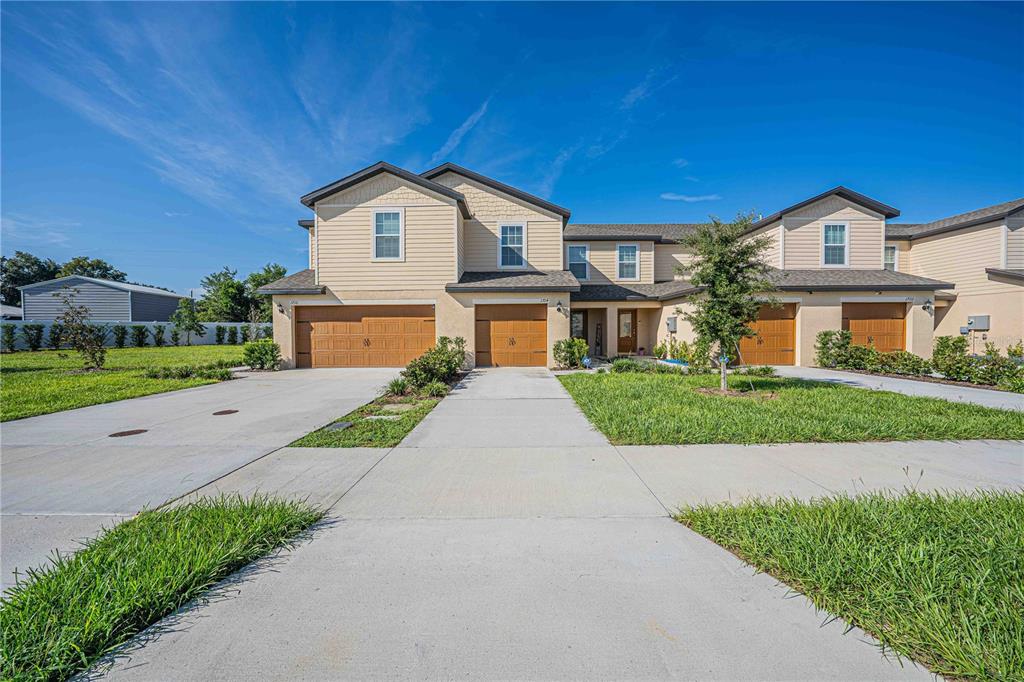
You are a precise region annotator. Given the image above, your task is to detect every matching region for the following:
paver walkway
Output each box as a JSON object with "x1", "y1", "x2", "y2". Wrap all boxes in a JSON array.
[
  {"x1": 776, "y1": 365, "x2": 1024, "y2": 411},
  {"x1": 93, "y1": 367, "x2": 1021, "y2": 680}
]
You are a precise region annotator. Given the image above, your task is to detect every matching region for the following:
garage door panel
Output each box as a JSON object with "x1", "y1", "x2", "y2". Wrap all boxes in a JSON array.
[
  {"x1": 475, "y1": 305, "x2": 547, "y2": 367},
  {"x1": 295, "y1": 306, "x2": 435, "y2": 368},
  {"x1": 843, "y1": 303, "x2": 905, "y2": 353},
  {"x1": 739, "y1": 304, "x2": 795, "y2": 365}
]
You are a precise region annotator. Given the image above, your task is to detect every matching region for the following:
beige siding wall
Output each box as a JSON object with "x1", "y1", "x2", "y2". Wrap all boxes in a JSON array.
[
  {"x1": 654, "y1": 244, "x2": 691, "y2": 281},
  {"x1": 571, "y1": 241, "x2": 655, "y2": 284},
  {"x1": 903, "y1": 221, "x2": 1005, "y2": 295},
  {"x1": 1007, "y1": 221, "x2": 1024, "y2": 268},
  {"x1": 456, "y1": 212, "x2": 466, "y2": 278},
  {"x1": 886, "y1": 240, "x2": 910, "y2": 272},
  {"x1": 432, "y1": 171, "x2": 563, "y2": 272},
  {"x1": 273, "y1": 289, "x2": 569, "y2": 368},
  {"x1": 782, "y1": 197, "x2": 885, "y2": 269},
  {"x1": 745, "y1": 221, "x2": 782, "y2": 268},
  {"x1": 314, "y1": 173, "x2": 457, "y2": 290}
]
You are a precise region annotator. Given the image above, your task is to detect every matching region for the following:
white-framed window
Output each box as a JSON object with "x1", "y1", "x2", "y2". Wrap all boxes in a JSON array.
[
  {"x1": 883, "y1": 245, "x2": 898, "y2": 271},
  {"x1": 373, "y1": 209, "x2": 403, "y2": 261},
  {"x1": 822, "y1": 222, "x2": 848, "y2": 266},
  {"x1": 499, "y1": 222, "x2": 526, "y2": 268},
  {"x1": 567, "y1": 244, "x2": 589, "y2": 280},
  {"x1": 617, "y1": 244, "x2": 639, "y2": 280}
]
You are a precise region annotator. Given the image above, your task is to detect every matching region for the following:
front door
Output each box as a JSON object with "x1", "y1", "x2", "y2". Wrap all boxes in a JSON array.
[
  {"x1": 570, "y1": 310, "x2": 588, "y2": 344},
  {"x1": 617, "y1": 310, "x2": 637, "y2": 354}
]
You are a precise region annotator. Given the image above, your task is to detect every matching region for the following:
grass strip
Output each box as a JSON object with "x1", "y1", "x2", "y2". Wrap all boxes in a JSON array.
[
  {"x1": 0, "y1": 494, "x2": 322, "y2": 682},
  {"x1": 290, "y1": 395, "x2": 440, "y2": 448},
  {"x1": 558, "y1": 372, "x2": 1024, "y2": 444},
  {"x1": 675, "y1": 490, "x2": 1024, "y2": 681},
  {"x1": 1, "y1": 346, "x2": 244, "y2": 421}
]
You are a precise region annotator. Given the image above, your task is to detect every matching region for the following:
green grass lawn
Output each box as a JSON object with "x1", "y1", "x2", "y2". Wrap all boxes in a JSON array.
[
  {"x1": 558, "y1": 372, "x2": 1024, "y2": 444},
  {"x1": 0, "y1": 495, "x2": 322, "y2": 682},
  {"x1": 291, "y1": 394, "x2": 440, "y2": 448},
  {"x1": 675, "y1": 490, "x2": 1024, "y2": 681},
  {"x1": 0, "y1": 346, "x2": 244, "y2": 422}
]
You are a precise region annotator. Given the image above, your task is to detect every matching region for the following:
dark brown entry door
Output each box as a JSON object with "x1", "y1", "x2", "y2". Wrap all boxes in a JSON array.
[
  {"x1": 570, "y1": 310, "x2": 588, "y2": 344},
  {"x1": 617, "y1": 310, "x2": 637, "y2": 354}
]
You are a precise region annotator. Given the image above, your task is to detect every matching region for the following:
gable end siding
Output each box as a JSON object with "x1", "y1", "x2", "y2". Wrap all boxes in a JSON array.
[
  {"x1": 130, "y1": 292, "x2": 182, "y2": 321},
  {"x1": 22, "y1": 280, "x2": 131, "y2": 320}
]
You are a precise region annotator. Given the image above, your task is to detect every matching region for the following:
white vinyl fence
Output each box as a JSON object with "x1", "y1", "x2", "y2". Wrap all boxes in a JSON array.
[{"x1": 0, "y1": 320, "x2": 273, "y2": 351}]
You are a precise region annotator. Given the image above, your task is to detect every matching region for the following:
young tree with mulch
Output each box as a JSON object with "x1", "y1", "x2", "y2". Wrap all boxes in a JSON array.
[
  {"x1": 53, "y1": 288, "x2": 107, "y2": 370},
  {"x1": 681, "y1": 213, "x2": 777, "y2": 391}
]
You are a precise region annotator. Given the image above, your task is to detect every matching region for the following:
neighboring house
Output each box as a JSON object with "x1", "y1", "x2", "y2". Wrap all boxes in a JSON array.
[
  {"x1": 19, "y1": 276, "x2": 186, "y2": 321},
  {"x1": 1, "y1": 304, "x2": 23, "y2": 320},
  {"x1": 260, "y1": 160, "x2": 1019, "y2": 369}
]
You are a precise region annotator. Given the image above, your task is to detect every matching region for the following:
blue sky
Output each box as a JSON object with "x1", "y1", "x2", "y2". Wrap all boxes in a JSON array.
[{"x1": 2, "y1": 2, "x2": 1022, "y2": 294}]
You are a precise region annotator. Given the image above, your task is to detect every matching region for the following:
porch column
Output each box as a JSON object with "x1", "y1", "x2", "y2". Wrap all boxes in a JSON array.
[{"x1": 605, "y1": 306, "x2": 618, "y2": 358}]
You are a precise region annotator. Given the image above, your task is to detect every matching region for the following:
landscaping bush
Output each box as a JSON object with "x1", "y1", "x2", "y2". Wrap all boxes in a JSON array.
[
  {"x1": 385, "y1": 377, "x2": 411, "y2": 396},
  {"x1": 611, "y1": 358, "x2": 648, "y2": 373},
  {"x1": 227, "y1": 326, "x2": 239, "y2": 345},
  {"x1": 652, "y1": 340, "x2": 667, "y2": 359},
  {"x1": 971, "y1": 354, "x2": 1020, "y2": 386},
  {"x1": 872, "y1": 350, "x2": 931, "y2": 376},
  {"x1": 153, "y1": 324, "x2": 166, "y2": 347},
  {"x1": 2, "y1": 324, "x2": 16, "y2": 353},
  {"x1": 21, "y1": 324, "x2": 44, "y2": 351},
  {"x1": 402, "y1": 336, "x2": 466, "y2": 388},
  {"x1": 998, "y1": 373, "x2": 1024, "y2": 393},
  {"x1": 215, "y1": 326, "x2": 226, "y2": 344},
  {"x1": 144, "y1": 365, "x2": 234, "y2": 381},
  {"x1": 47, "y1": 323, "x2": 64, "y2": 350},
  {"x1": 421, "y1": 380, "x2": 450, "y2": 397},
  {"x1": 932, "y1": 335, "x2": 972, "y2": 381},
  {"x1": 170, "y1": 329, "x2": 181, "y2": 346},
  {"x1": 553, "y1": 337, "x2": 589, "y2": 369},
  {"x1": 737, "y1": 365, "x2": 778, "y2": 377},
  {"x1": 815, "y1": 329, "x2": 853, "y2": 368},
  {"x1": 1007, "y1": 340, "x2": 1023, "y2": 363},
  {"x1": 112, "y1": 324, "x2": 128, "y2": 349},
  {"x1": 687, "y1": 338, "x2": 713, "y2": 374},
  {"x1": 242, "y1": 339, "x2": 281, "y2": 370},
  {"x1": 240, "y1": 325, "x2": 251, "y2": 343},
  {"x1": 262, "y1": 325, "x2": 274, "y2": 340},
  {"x1": 130, "y1": 325, "x2": 149, "y2": 348}
]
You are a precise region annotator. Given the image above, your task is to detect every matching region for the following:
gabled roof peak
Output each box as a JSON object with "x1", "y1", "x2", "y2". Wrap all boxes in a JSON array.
[
  {"x1": 421, "y1": 162, "x2": 572, "y2": 224},
  {"x1": 751, "y1": 186, "x2": 900, "y2": 230}
]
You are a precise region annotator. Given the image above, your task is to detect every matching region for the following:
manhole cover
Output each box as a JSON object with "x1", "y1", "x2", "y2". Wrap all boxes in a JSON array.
[
  {"x1": 109, "y1": 429, "x2": 147, "y2": 438},
  {"x1": 213, "y1": 409, "x2": 238, "y2": 416}
]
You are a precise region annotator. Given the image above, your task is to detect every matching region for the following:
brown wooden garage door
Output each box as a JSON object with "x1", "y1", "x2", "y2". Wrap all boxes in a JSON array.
[
  {"x1": 738, "y1": 304, "x2": 796, "y2": 365},
  {"x1": 842, "y1": 302, "x2": 906, "y2": 353},
  {"x1": 295, "y1": 305, "x2": 435, "y2": 368},
  {"x1": 475, "y1": 304, "x2": 547, "y2": 367}
]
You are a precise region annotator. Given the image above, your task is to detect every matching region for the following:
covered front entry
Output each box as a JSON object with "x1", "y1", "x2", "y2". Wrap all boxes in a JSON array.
[
  {"x1": 475, "y1": 304, "x2": 547, "y2": 367},
  {"x1": 842, "y1": 302, "x2": 906, "y2": 352},
  {"x1": 295, "y1": 305, "x2": 435, "y2": 368},
  {"x1": 738, "y1": 304, "x2": 796, "y2": 365}
]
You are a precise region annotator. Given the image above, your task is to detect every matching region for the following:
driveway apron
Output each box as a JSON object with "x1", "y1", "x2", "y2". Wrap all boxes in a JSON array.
[{"x1": 103, "y1": 367, "x2": 931, "y2": 680}]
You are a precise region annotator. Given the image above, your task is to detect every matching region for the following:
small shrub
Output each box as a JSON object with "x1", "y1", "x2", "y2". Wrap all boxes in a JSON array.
[
  {"x1": 385, "y1": 377, "x2": 411, "y2": 396},
  {"x1": 153, "y1": 325, "x2": 166, "y2": 347},
  {"x1": 840, "y1": 344, "x2": 880, "y2": 371},
  {"x1": 227, "y1": 327, "x2": 238, "y2": 345},
  {"x1": 553, "y1": 337, "x2": 589, "y2": 369},
  {"x1": 688, "y1": 338, "x2": 713, "y2": 374},
  {"x1": 53, "y1": 291, "x2": 106, "y2": 369},
  {"x1": 144, "y1": 362, "x2": 234, "y2": 381},
  {"x1": 170, "y1": 329, "x2": 181, "y2": 346},
  {"x1": 240, "y1": 325, "x2": 251, "y2": 343},
  {"x1": 2, "y1": 324, "x2": 17, "y2": 353},
  {"x1": 215, "y1": 326, "x2": 226, "y2": 345},
  {"x1": 21, "y1": 324, "x2": 44, "y2": 351},
  {"x1": 971, "y1": 355, "x2": 1019, "y2": 386},
  {"x1": 815, "y1": 330, "x2": 852, "y2": 368},
  {"x1": 112, "y1": 325, "x2": 128, "y2": 349},
  {"x1": 130, "y1": 325, "x2": 149, "y2": 348},
  {"x1": 420, "y1": 380, "x2": 449, "y2": 397},
  {"x1": 402, "y1": 336, "x2": 466, "y2": 388},
  {"x1": 242, "y1": 339, "x2": 281, "y2": 370},
  {"x1": 261, "y1": 325, "x2": 273, "y2": 340},
  {"x1": 933, "y1": 336, "x2": 973, "y2": 382},
  {"x1": 738, "y1": 365, "x2": 778, "y2": 377},
  {"x1": 1007, "y1": 340, "x2": 1023, "y2": 362},
  {"x1": 47, "y1": 323, "x2": 64, "y2": 350},
  {"x1": 652, "y1": 340, "x2": 667, "y2": 359},
  {"x1": 871, "y1": 350, "x2": 931, "y2": 376},
  {"x1": 611, "y1": 358, "x2": 647, "y2": 373},
  {"x1": 998, "y1": 372, "x2": 1024, "y2": 393}
]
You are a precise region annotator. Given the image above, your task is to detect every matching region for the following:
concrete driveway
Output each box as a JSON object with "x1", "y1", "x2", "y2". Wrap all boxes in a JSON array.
[
  {"x1": 1, "y1": 368, "x2": 396, "y2": 591},
  {"x1": 91, "y1": 367, "x2": 1024, "y2": 680}
]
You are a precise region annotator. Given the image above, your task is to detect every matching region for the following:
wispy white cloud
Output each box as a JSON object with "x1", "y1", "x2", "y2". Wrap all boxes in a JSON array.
[
  {"x1": 660, "y1": 192, "x2": 722, "y2": 203},
  {"x1": 430, "y1": 97, "x2": 491, "y2": 164},
  {"x1": 1, "y1": 214, "x2": 81, "y2": 247},
  {"x1": 536, "y1": 145, "x2": 580, "y2": 198},
  {"x1": 672, "y1": 158, "x2": 689, "y2": 168},
  {"x1": 621, "y1": 68, "x2": 678, "y2": 110},
  {"x1": 684, "y1": 175, "x2": 700, "y2": 182},
  {"x1": 163, "y1": 211, "x2": 191, "y2": 218}
]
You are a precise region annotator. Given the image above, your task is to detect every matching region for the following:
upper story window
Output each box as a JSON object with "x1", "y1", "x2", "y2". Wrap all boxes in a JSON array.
[
  {"x1": 884, "y1": 245, "x2": 898, "y2": 271},
  {"x1": 373, "y1": 210, "x2": 403, "y2": 260},
  {"x1": 617, "y1": 244, "x2": 639, "y2": 280},
  {"x1": 567, "y1": 245, "x2": 589, "y2": 280},
  {"x1": 822, "y1": 223, "x2": 848, "y2": 266},
  {"x1": 499, "y1": 223, "x2": 526, "y2": 268}
]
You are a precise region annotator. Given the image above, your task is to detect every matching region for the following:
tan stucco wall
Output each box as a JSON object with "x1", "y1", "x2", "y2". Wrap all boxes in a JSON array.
[
  {"x1": 783, "y1": 197, "x2": 885, "y2": 269},
  {"x1": 314, "y1": 173, "x2": 458, "y2": 290},
  {"x1": 432, "y1": 171, "x2": 563, "y2": 272},
  {"x1": 568, "y1": 241, "x2": 656, "y2": 284},
  {"x1": 933, "y1": 285, "x2": 1024, "y2": 352},
  {"x1": 273, "y1": 288, "x2": 570, "y2": 369}
]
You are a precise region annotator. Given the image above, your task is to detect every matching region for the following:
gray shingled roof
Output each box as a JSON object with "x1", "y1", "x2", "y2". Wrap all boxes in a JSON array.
[
  {"x1": 573, "y1": 280, "x2": 699, "y2": 302},
  {"x1": 985, "y1": 268, "x2": 1024, "y2": 282},
  {"x1": 421, "y1": 162, "x2": 571, "y2": 223},
  {"x1": 564, "y1": 224, "x2": 700, "y2": 243},
  {"x1": 766, "y1": 269, "x2": 953, "y2": 291},
  {"x1": 445, "y1": 270, "x2": 580, "y2": 292},
  {"x1": 884, "y1": 198, "x2": 1024, "y2": 241},
  {"x1": 255, "y1": 269, "x2": 324, "y2": 295},
  {"x1": 301, "y1": 162, "x2": 472, "y2": 218},
  {"x1": 750, "y1": 186, "x2": 900, "y2": 230}
]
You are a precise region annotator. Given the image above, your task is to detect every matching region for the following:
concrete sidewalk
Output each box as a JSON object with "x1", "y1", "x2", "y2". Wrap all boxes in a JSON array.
[
  {"x1": 100, "y1": 367, "x2": 957, "y2": 680},
  {"x1": 1, "y1": 368, "x2": 396, "y2": 591},
  {"x1": 776, "y1": 365, "x2": 1024, "y2": 411}
]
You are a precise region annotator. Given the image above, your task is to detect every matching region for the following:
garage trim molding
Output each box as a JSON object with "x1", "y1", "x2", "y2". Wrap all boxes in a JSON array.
[{"x1": 471, "y1": 297, "x2": 549, "y2": 304}]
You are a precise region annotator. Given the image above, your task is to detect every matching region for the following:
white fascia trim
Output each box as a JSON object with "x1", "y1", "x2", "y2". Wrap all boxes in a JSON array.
[
  {"x1": 472, "y1": 297, "x2": 549, "y2": 305},
  {"x1": 840, "y1": 296, "x2": 914, "y2": 303},
  {"x1": 497, "y1": 220, "x2": 528, "y2": 269},
  {"x1": 338, "y1": 299, "x2": 437, "y2": 306}
]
